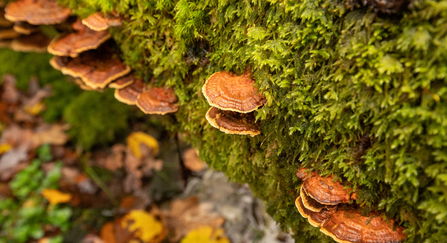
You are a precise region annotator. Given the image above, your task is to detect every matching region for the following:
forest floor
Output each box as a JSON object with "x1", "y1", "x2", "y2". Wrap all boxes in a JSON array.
[{"x1": 0, "y1": 74, "x2": 293, "y2": 243}]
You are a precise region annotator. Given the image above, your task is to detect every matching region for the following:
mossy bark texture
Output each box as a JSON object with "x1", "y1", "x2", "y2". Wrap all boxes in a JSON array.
[{"x1": 57, "y1": 0, "x2": 447, "y2": 241}]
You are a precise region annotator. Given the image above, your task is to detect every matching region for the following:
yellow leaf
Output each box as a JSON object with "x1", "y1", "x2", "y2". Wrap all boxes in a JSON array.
[
  {"x1": 24, "y1": 102, "x2": 45, "y2": 115},
  {"x1": 0, "y1": 143, "x2": 12, "y2": 155},
  {"x1": 181, "y1": 227, "x2": 230, "y2": 243},
  {"x1": 41, "y1": 189, "x2": 72, "y2": 205},
  {"x1": 121, "y1": 210, "x2": 164, "y2": 243},
  {"x1": 126, "y1": 132, "x2": 159, "y2": 158}
]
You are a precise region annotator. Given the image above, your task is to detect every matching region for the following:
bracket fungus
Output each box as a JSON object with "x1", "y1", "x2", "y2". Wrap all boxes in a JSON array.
[
  {"x1": 11, "y1": 32, "x2": 51, "y2": 52},
  {"x1": 4, "y1": 0, "x2": 71, "y2": 25},
  {"x1": 49, "y1": 56, "x2": 70, "y2": 71},
  {"x1": 320, "y1": 208, "x2": 406, "y2": 243},
  {"x1": 202, "y1": 71, "x2": 266, "y2": 113},
  {"x1": 136, "y1": 87, "x2": 179, "y2": 115},
  {"x1": 205, "y1": 107, "x2": 260, "y2": 137},
  {"x1": 48, "y1": 19, "x2": 111, "y2": 57},
  {"x1": 82, "y1": 11, "x2": 122, "y2": 31},
  {"x1": 0, "y1": 27, "x2": 20, "y2": 40},
  {"x1": 300, "y1": 185, "x2": 336, "y2": 213},
  {"x1": 295, "y1": 196, "x2": 336, "y2": 227},
  {"x1": 114, "y1": 78, "x2": 145, "y2": 105},
  {"x1": 0, "y1": 8, "x2": 13, "y2": 27},
  {"x1": 297, "y1": 168, "x2": 355, "y2": 205},
  {"x1": 59, "y1": 49, "x2": 131, "y2": 89},
  {"x1": 13, "y1": 21, "x2": 39, "y2": 35},
  {"x1": 108, "y1": 73, "x2": 134, "y2": 89}
]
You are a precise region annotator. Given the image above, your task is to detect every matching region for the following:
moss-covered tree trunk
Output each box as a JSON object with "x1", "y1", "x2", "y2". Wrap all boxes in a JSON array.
[{"x1": 40, "y1": 0, "x2": 447, "y2": 241}]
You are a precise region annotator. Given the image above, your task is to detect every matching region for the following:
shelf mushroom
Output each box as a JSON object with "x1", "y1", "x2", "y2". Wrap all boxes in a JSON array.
[
  {"x1": 82, "y1": 11, "x2": 122, "y2": 31},
  {"x1": 297, "y1": 168, "x2": 356, "y2": 211},
  {"x1": 114, "y1": 78, "x2": 145, "y2": 105},
  {"x1": 48, "y1": 19, "x2": 111, "y2": 57},
  {"x1": 295, "y1": 168, "x2": 406, "y2": 243},
  {"x1": 4, "y1": 0, "x2": 71, "y2": 25},
  {"x1": 202, "y1": 71, "x2": 266, "y2": 113},
  {"x1": 109, "y1": 73, "x2": 134, "y2": 89},
  {"x1": 59, "y1": 49, "x2": 131, "y2": 89},
  {"x1": 202, "y1": 71, "x2": 266, "y2": 136},
  {"x1": 320, "y1": 207, "x2": 406, "y2": 243},
  {"x1": 205, "y1": 107, "x2": 260, "y2": 137},
  {"x1": 136, "y1": 87, "x2": 179, "y2": 115},
  {"x1": 11, "y1": 32, "x2": 51, "y2": 52},
  {"x1": 13, "y1": 21, "x2": 39, "y2": 35}
]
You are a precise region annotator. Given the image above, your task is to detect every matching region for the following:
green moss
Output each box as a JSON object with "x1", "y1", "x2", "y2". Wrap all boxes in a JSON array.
[
  {"x1": 0, "y1": 50, "x2": 65, "y2": 90},
  {"x1": 30, "y1": 0, "x2": 447, "y2": 241},
  {"x1": 63, "y1": 89, "x2": 132, "y2": 150}
]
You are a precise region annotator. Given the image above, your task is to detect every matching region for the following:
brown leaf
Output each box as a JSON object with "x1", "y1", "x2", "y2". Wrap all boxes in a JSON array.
[
  {"x1": 1, "y1": 74, "x2": 20, "y2": 104},
  {"x1": 165, "y1": 197, "x2": 225, "y2": 242},
  {"x1": 82, "y1": 234, "x2": 104, "y2": 243},
  {"x1": 0, "y1": 123, "x2": 34, "y2": 149},
  {"x1": 183, "y1": 148, "x2": 205, "y2": 172},
  {"x1": 95, "y1": 144, "x2": 125, "y2": 171},
  {"x1": 32, "y1": 123, "x2": 69, "y2": 148},
  {"x1": 0, "y1": 147, "x2": 28, "y2": 171}
]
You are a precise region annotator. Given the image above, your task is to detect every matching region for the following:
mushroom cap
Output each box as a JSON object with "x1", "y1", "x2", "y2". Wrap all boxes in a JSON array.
[
  {"x1": 0, "y1": 27, "x2": 20, "y2": 40},
  {"x1": 73, "y1": 78, "x2": 104, "y2": 91},
  {"x1": 0, "y1": 39, "x2": 12, "y2": 48},
  {"x1": 320, "y1": 208, "x2": 406, "y2": 243},
  {"x1": 114, "y1": 78, "x2": 145, "y2": 105},
  {"x1": 49, "y1": 56, "x2": 70, "y2": 71},
  {"x1": 136, "y1": 87, "x2": 179, "y2": 115},
  {"x1": 297, "y1": 168, "x2": 353, "y2": 205},
  {"x1": 0, "y1": 8, "x2": 13, "y2": 27},
  {"x1": 202, "y1": 71, "x2": 266, "y2": 113},
  {"x1": 48, "y1": 19, "x2": 111, "y2": 57},
  {"x1": 60, "y1": 49, "x2": 131, "y2": 89},
  {"x1": 109, "y1": 73, "x2": 134, "y2": 89},
  {"x1": 4, "y1": 0, "x2": 71, "y2": 25},
  {"x1": 295, "y1": 196, "x2": 335, "y2": 228},
  {"x1": 205, "y1": 106, "x2": 261, "y2": 137},
  {"x1": 13, "y1": 21, "x2": 39, "y2": 35},
  {"x1": 11, "y1": 32, "x2": 50, "y2": 53},
  {"x1": 300, "y1": 185, "x2": 336, "y2": 213},
  {"x1": 82, "y1": 11, "x2": 122, "y2": 31}
]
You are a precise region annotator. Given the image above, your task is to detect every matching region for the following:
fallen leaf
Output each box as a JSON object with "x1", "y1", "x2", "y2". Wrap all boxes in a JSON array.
[
  {"x1": 32, "y1": 124, "x2": 69, "y2": 148},
  {"x1": 121, "y1": 210, "x2": 165, "y2": 243},
  {"x1": 165, "y1": 197, "x2": 225, "y2": 242},
  {"x1": 0, "y1": 123, "x2": 34, "y2": 148},
  {"x1": 0, "y1": 143, "x2": 12, "y2": 155},
  {"x1": 1, "y1": 74, "x2": 20, "y2": 104},
  {"x1": 23, "y1": 101, "x2": 45, "y2": 115},
  {"x1": 0, "y1": 147, "x2": 28, "y2": 171},
  {"x1": 82, "y1": 234, "x2": 104, "y2": 243},
  {"x1": 100, "y1": 222, "x2": 116, "y2": 243},
  {"x1": 181, "y1": 227, "x2": 230, "y2": 243},
  {"x1": 41, "y1": 189, "x2": 72, "y2": 205},
  {"x1": 183, "y1": 148, "x2": 205, "y2": 172},
  {"x1": 38, "y1": 238, "x2": 50, "y2": 243},
  {"x1": 126, "y1": 132, "x2": 159, "y2": 158}
]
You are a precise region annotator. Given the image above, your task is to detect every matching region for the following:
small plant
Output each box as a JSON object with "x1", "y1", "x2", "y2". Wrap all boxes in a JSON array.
[{"x1": 0, "y1": 145, "x2": 72, "y2": 243}]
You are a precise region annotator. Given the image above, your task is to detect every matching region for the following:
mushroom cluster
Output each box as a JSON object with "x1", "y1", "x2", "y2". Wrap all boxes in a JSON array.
[
  {"x1": 202, "y1": 71, "x2": 266, "y2": 137},
  {"x1": 295, "y1": 168, "x2": 406, "y2": 243},
  {"x1": 0, "y1": 0, "x2": 63, "y2": 52}
]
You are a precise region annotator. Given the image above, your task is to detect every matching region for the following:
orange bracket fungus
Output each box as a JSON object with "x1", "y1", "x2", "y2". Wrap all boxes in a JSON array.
[
  {"x1": 13, "y1": 21, "x2": 39, "y2": 35},
  {"x1": 114, "y1": 78, "x2": 145, "y2": 105},
  {"x1": 11, "y1": 32, "x2": 51, "y2": 53},
  {"x1": 295, "y1": 196, "x2": 336, "y2": 228},
  {"x1": 300, "y1": 185, "x2": 336, "y2": 213},
  {"x1": 297, "y1": 168, "x2": 355, "y2": 206},
  {"x1": 4, "y1": 0, "x2": 71, "y2": 25},
  {"x1": 202, "y1": 71, "x2": 266, "y2": 113},
  {"x1": 49, "y1": 56, "x2": 70, "y2": 71},
  {"x1": 48, "y1": 19, "x2": 111, "y2": 57},
  {"x1": 0, "y1": 28, "x2": 20, "y2": 40},
  {"x1": 59, "y1": 49, "x2": 131, "y2": 89},
  {"x1": 205, "y1": 107, "x2": 260, "y2": 137},
  {"x1": 0, "y1": 8, "x2": 13, "y2": 27},
  {"x1": 136, "y1": 87, "x2": 179, "y2": 115},
  {"x1": 109, "y1": 73, "x2": 134, "y2": 89},
  {"x1": 82, "y1": 11, "x2": 122, "y2": 31},
  {"x1": 320, "y1": 208, "x2": 406, "y2": 243}
]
